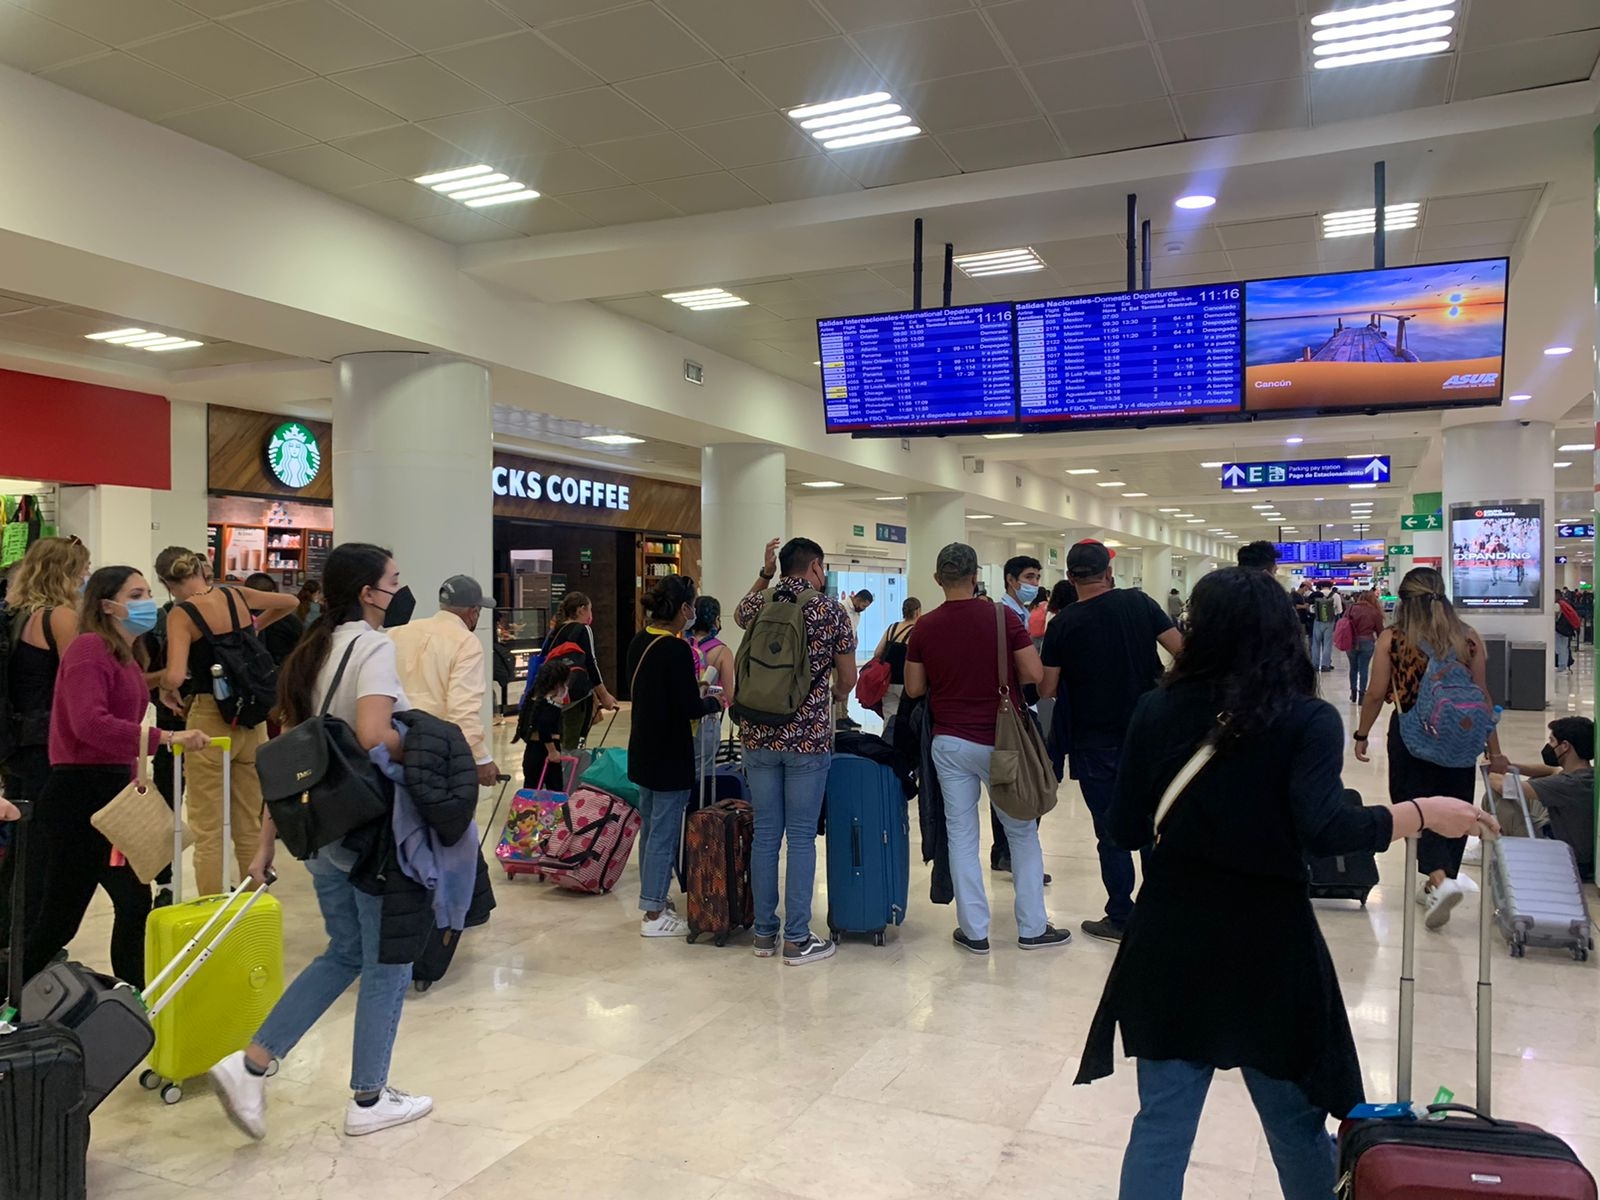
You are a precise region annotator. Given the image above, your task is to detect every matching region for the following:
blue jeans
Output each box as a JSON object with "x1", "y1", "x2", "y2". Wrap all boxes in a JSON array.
[
  {"x1": 1072, "y1": 747, "x2": 1145, "y2": 924},
  {"x1": 1120, "y1": 1058, "x2": 1337, "y2": 1200},
  {"x1": 1311, "y1": 621, "x2": 1334, "y2": 669},
  {"x1": 253, "y1": 853, "x2": 412, "y2": 1094},
  {"x1": 694, "y1": 713, "x2": 723, "y2": 792},
  {"x1": 744, "y1": 747, "x2": 830, "y2": 943},
  {"x1": 931, "y1": 735, "x2": 1048, "y2": 940},
  {"x1": 1347, "y1": 642, "x2": 1375, "y2": 698},
  {"x1": 636, "y1": 785, "x2": 690, "y2": 913}
]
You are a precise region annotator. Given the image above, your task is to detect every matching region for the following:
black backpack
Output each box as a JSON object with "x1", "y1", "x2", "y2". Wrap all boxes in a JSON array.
[
  {"x1": 0, "y1": 605, "x2": 58, "y2": 769},
  {"x1": 177, "y1": 588, "x2": 278, "y2": 729}
]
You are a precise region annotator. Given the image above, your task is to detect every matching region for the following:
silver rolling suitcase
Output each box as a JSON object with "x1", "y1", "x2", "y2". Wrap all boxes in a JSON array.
[{"x1": 1481, "y1": 766, "x2": 1594, "y2": 961}]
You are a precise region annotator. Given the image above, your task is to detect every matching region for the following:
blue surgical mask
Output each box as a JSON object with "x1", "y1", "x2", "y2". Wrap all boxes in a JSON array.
[
  {"x1": 1016, "y1": 583, "x2": 1041, "y2": 606},
  {"x1": 118, "y1": 598, "x2": 159, "y2": 636}
]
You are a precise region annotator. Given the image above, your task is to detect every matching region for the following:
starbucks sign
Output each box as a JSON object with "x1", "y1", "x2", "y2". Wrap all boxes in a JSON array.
[{"x1": 266, "y1": 422, "x2": 322, "y2": 489}]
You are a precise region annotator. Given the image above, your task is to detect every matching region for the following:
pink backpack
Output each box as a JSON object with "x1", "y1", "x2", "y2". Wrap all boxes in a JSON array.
[
  {"x1": 1332, "y1": 614, "x2": 1355, "y2": 653},
  {"x1": 532, "y1": 786, "x2": 641, "y2": 895}
]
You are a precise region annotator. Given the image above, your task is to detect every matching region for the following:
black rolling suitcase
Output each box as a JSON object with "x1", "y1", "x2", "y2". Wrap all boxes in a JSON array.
[
  {"x1": 0, "y1": 803, "x2": 89, "y2": 1200},
  {"x1": 1308, "y1": 788, "x2": 1380, "y2": 905}
]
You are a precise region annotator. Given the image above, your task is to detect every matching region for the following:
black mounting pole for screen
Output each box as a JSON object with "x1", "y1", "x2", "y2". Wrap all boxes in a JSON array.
[
  {"x1": 1373, "y1": 161, "x2": 1386, "y2": 270},
  {"x1": 942, "y1": 243, "x2": 954, "y2": 307},
  {"x1": 1140, "y1": 219, "x2": 1152, "y2": 291},
  {"x1": 912, "y1": 218, "x2": 924, "y2": 311},
  {"x1": 1125, "y1": 194, "x2": 1138, "y2": 292}
]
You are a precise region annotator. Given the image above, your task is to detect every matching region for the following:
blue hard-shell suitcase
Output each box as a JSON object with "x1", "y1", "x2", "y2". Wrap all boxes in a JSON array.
[{"x1": 824, "y1": 753, "x2": 909, "y2": 946}]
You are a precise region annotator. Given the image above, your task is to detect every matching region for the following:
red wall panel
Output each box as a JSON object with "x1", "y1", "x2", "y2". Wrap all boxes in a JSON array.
[{"x1": 0, "y1": 368, "x2": 170, "y2": 489}]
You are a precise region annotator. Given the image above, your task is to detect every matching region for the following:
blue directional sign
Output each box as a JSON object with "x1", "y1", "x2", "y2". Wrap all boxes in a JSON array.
[{"x1": 1220, "y1": 455, "x2": 1390, "y2": 490}]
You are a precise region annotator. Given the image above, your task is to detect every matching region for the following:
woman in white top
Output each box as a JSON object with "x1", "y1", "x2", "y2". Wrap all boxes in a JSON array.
[{"x1": 208, "y1": 543, "x2": 431, "y2": 1142}]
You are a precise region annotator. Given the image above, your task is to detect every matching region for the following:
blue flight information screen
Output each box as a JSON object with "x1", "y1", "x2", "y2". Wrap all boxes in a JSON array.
[
  {"x1": 818, "y1": 304, "x2": 1017, "y2": 434},
  {"x1": 1015, "y1": 284, "x2": 1242, "y2": 423}
]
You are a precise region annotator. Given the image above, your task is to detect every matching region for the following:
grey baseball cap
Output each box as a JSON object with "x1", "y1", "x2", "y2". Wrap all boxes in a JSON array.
[
  {"x1": 439, "y1": 575, "x2": 494, "y2": 609},
  {"x1": 934, "y1": 542, "x2": 979, "y2": 583}
]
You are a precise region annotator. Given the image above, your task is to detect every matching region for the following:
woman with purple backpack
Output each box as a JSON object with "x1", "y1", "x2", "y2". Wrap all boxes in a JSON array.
[{"x1": 1354, "y1": 566, "x2": 1510, "y2": 930}]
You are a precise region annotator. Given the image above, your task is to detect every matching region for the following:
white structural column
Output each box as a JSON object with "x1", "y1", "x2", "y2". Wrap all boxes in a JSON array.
[
  {"x1": 907, "y1": 492, "x2": 967, "y2": 602},
  {"x1": 152, "y1": 400, "x2": 209, "y2": 561},
  {"x1": 701, "y1": 444, "x2": 787, "y2": 644},
  {"x1": 1145, "y1": 547, "x2": 1174, "y2": 598},
  {"x1": 1441, "y1": 419, "x2": 1555, "y2": 701}
]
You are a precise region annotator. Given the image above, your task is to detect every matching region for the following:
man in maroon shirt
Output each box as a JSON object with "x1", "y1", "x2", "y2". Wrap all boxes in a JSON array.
[{"x1": 904, "y1": 543, "x2": 1071, "y2": 955}]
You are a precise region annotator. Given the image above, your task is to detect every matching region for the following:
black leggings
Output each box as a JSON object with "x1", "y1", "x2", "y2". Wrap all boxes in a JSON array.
[
  {"x1": 0, "y1": 747, "x2": 53, "y2": 959},
  {"x1": 1387, "y1": 713, "x2": 1474, "y2": 879},
  {"x1": 24, "y1": 766, "x2": 152, "y2": 988}
]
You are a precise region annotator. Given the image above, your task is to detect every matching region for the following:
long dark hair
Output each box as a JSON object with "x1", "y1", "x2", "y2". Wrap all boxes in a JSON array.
[
  {"x1": 276, "y1": 543, "x2": 392, "y2": 726},
  {"x1": 1163, "y1": 567, "x2": 1314, "y2": 746},
  {"x1": 80, "y1": 566, "x2": 148, "y2": 667}
]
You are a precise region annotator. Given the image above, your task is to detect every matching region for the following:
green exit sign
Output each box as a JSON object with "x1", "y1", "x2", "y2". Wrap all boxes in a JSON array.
[
  {"x1": 1400, "y1": 513, "x2": 1443, "y2": 531},
  {"x1": 1389, "y1": 544, "x2": 1414, "y2": 556},
  {"x1": 853, "y1": 524, "x2": 865, "y2": 537}
]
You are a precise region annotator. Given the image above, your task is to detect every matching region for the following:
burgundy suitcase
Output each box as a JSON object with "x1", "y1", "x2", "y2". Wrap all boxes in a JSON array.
[
  {"x1": 684, "y1": 800, "x2": 755, "y2": 946},
  {"x1": 1337, "y1": 835, "x2": 1597, "y2": 1198}
]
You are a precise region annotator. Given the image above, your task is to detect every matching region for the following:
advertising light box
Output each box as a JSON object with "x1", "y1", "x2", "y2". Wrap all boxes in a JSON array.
[{"x1": 1450, "y1": 501, "x2": 1543, "y2": 611}]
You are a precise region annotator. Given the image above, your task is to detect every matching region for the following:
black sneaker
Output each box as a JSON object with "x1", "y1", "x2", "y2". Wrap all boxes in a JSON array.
[
  {"x1": 1080, "y1": 918, "x2": 1126, "y2": 943},
  {"x1": 1018, "y1": 925, "x2": 1073, "y2": 950},
  {"x1": 953, "y1": 929, "x2": 990, "y2": 955},
  {"x1": 782, "y1": 933, "x2": 836, "y2": 966}
]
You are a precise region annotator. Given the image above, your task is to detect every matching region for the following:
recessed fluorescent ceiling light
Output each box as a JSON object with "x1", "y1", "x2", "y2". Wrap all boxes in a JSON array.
[
  {"x1": 1175, "y1": 194, "x2": 1216, "y2": 210},
  {"x1": 1173, "y1": 513, "x2": 1196, "y2": 518},
  {"x1": 1322, "y1": 202, "x2": 1422, "y2": 238},
  {"x1": 583, "y1": 434, "x2": 645, "y2": 446},
  {"x1": 1509, "y1": 393, "x2": 1532, "y2": 402},
  {"x1": 662, "y1": 287, "x2": 749, "y2": 311},
  {"x1": 1559, "y1": 443, "x2": 1596, "y2": 452},
  {"x1": 968, "y1": 514, "x2": 994, "y2": 520},
  {"x1": 1252, "y1": 503, "x2": 1274, "y2": 509},
  {"x1": 1545, "y1": 345, "x2": 1574, "y2": 356},
  {"x1": 786, "y1": 91, "x2": 921, "y2": 151},
  {"x1": 1285, "y1": 436, "x2": 1304, "y2": 445},
  {"x1": 982, "y1": 432, "x2": 1025, "y2": 439},
  {"x1": 1349, "y1": 483, "x2": 1378, "y2": 490},
  {"x1": 85, "y1": 327, "x2": 203, "y2": 352},
  {"x1": 1199, "y1": 460, "x2": 1224, "y2": 468},
  {"x1": 1096, "y1": 481, "x2": 1127, "y2": 488},
  {"x1": 1122, "y1": 492, "x2": 1149, "y2": 498},
  {"x1": 876, "y1": 495, "x2": 903, "y2": 501},
  {"x1": 1233, "y1": 488, "x2": 1258, "y2": 493},
  {"x1": 1186, "y1": 518, "x2": 1206, "y2": 523},
  {"x1": 1554, "y1": 461, "x2": 1574, "y2": 469},
  {"x1": 1159, "y1": 508, "x2": 1182, "y2": 513},
  {"x1": 414, "y1": 163, "x2": 538, "y2": 209},
  {"x1": 955, "y1": 247, "x2": 1046, "y2": 278},
  {"x1": 1065, "y1": 468, "x2": 1099, "y2": 475},
  {"x1": 1001, "y1": 521, "x2": 1027, "y2": 526},
  {"x1": 1311, "y1": 0, "x2": 1454, "y2": 69},
  {"x1": 801, "y1": 480, "x2": 843, "y2": 488}
]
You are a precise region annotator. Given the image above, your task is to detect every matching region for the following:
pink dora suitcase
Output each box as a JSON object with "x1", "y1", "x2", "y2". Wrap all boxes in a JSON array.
[
  {"x1": 495, "y1": 757, "x2": 575, "y2": 881},
  {"x1": 533, "y1": 786, "x2": 640, "y2": 895}
]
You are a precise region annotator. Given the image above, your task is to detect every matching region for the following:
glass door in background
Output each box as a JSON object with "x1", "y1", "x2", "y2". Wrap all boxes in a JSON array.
[{"x1": 826, "y1": 567, "x2": 906, "y2": 662}]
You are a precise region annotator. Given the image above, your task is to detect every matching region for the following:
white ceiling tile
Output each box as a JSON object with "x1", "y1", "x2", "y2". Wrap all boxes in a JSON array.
[
  {"x1": 253, "y1": 142, "x2": 391, "y2": 191},
  {"x1": 42, "y1": 51, "x2": 219, "y2": 119},
  {"x1": 1175, "y1": 77, "x2": 1308, "y2": 138},
  {"x1": 795, "y1": 268, "x2": 898, "y2": 299},
  {"x1": 501, "y1": 148, "x2": 627, "y2": 194},
  {"x1": 1158, "y1": 21, "x2": 1303, "y2": 93},
  {"x1": 1051, "y1": 97, "x2": 1181, "y2": 156},
  {"x1": 936, "y1": 118, "x2": 1062, "y2": 171},
  {"x1": 1216, "y1": 215, "x2": 1316, "y2": 250},
  {"x1": 1316, "y1": 230, "x2": 1417, "y2": 267},
  {"x1": 645, "y1": 170, "x2": 766, "y2": 215},
  {"x1": 541, "y1": 3, "x2": 713, "y2": 83},
  {"x1": 1139, "y1": 0, "x2": 1300, "y2": 40},
  {"x1": 1452, "y1": 31, "x2": 1600, "y2": 101},
  {"x1": 1462, "y1": 0, "x2": 1600, "y2": 49},
  {"x1": 331, "y1": 123, "x2": 474, "y2": 176},
  {"x1": 243, "y1": 76, "x2": 402, "y2": 139},
  {"x1": 161, "y1": 101, "x2": 312, "y2": 157},
  {"x1": 680, "y1": 112, "x2": 817, "y2": 168},
  {"x1": 986, "y1": 0, "x2": 1146, "y2": 65},
  {"x1": 338, "y1": 178, "x2": 461, "y2": 222},
  {"x1": 410, "y1": 208, "x2": 517, "y2": 243},
  {"x1": 901, "y1": 68, "x2": 1038, "y2": 134},
  {"x1": 1309, "y1": 57, "x2": 1450, "y2": 125},
  {"x1": 734, "y1": 154, "x2": 862, "y2": 202},
  {"x1": 515, "y1": 86, "x2": 663, "y2": 143},
  {"x1": 486, "y1": 198, "x2": 599, "y2": 236},
  {"x1": 1149, "y1": 223, "x2": 1223, "y2": 254},
  {"x1": 130, "y1": 23, "x2": 311, "y2": 97},
  {"x1": 1423, "y1": 188, "x2": 1542, "y2": 226},
  {"x1": 1030, "y1": 234, "x2": 1127, "y2": 267},
  {"x1": 12, "y1": 0, "x2": 199, "y2": 45},
  {"x1": 832, "y1": 136, "x2": 958, "y2": 188},
  {"x1": 1024, "y1": 46, "x2": 1167, "y2": 111},
  {"x1": 0, "y1": 4, "x2": 102, "y2": 72},
  {"x1": 332, "y1": 0, "x2": 520, "y2": 52},
  {"x1": 814, "y1": 0, "x2": 971, "y2": 33},
  {"x1": 430, "y1": 32, "x2": 601, "y2": 105},
  {"x1": 617, "y1": 62, "x2": 771, "y2": 128},
  {"x1": 1149, "y1": 249, "x2": 1234, "y2": 276},
  {"x1": 332, "y1": 56, "x2": 496, "y2": 121},
  {"x1": 1225, "y1": 241, "x2": 1321, "y2": 275},
  {"x1": 172, "y1": 0, "x2": 267, "y2": 14},
  {"x1": 725, "y1": 38, "x2": 884, "y2": 109},
  {"x1": 560, "y1": 185, "x2": 681, "y2": 223},
  {"x1": 851, "y1": 12, "x2": 1008, "y2": 85},
  {"x1": 1417, "y1": 217, "x2": 1525, "y2": 252},
  {"x1": 659, "y1": 0, "x2": 835, "y2": 57},
  {"x1": 492, "y1": 0, "x2": 635, "y2": 27},
  {"x1": 224, "y1": 1, "x2": 409, "y2": 75},
  {"x1": 421, "y1": 108, "x2": 570, "y2": 160},
  {"x1": 586, "y1": 131, "x2": 722, "y2": 183},
  {"x1": 1416, "y1": 241, "x2": 1512, "y2": 266}
]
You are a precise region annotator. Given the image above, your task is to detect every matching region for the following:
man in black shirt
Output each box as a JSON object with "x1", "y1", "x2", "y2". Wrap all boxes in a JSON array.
[{"x1": 1040, "y1": 540, "x2": 1184, "y2": 942}]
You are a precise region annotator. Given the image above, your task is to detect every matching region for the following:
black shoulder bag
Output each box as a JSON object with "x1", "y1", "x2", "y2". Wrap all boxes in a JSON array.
[{"x1": 256, "y1": 638, "x2": 390, "y2": 860}]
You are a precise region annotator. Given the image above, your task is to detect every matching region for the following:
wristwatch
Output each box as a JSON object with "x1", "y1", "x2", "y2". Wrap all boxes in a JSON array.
[
  {"x1": 759, "y1": 569, "x2": 774, "y2": 581},
  {"x1": 1353, "y1": 732, "x2": 1369, "y2": 742}
]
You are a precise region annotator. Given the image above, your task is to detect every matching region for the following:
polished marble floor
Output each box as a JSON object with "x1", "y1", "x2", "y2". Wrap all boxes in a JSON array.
[{"x1": 71, "y1": 652, "x2": 1600, "y2": 1199}]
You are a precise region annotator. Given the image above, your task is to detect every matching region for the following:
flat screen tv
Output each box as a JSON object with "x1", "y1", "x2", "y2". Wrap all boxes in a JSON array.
[
  {"x1": 1015, "y1": 284, "x2": 1243, "y2": 427},
  {"x1": 1243, "y1": 257, "x2": 1508, "y2": 416},
  {"x1": 1450, "y1": 500, "x2": 1543, "y2": 611},
  {"x1": 1341, "y1": 539, "x2": 1386, "y2": 564},
  {"x1": 817, "y1": 303, "x2": 1017, "y2": 436}
]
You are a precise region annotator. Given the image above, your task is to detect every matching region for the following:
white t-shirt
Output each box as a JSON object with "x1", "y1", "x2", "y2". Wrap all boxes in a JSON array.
[{"x1": 315, "y1": 621, "x2": 411, "y2": 726}]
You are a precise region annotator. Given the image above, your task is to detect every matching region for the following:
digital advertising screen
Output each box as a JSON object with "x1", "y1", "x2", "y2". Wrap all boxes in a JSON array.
[
  {"x1": 817, "y1": 304, "x2": 1017, "y2": 435},
  {"x1": 1450, "y1": 501, "x2": 1543, "y2": 611},
  {"x1": 1342, "y1": 539, "x2": 1386, "y2": 563},
  {"x1": 1016, "y1": 284, "x2": 1242, "y2": 426},
  {"x1": 1243, "y1": 257, "x2": 1508, "y2": 415}
]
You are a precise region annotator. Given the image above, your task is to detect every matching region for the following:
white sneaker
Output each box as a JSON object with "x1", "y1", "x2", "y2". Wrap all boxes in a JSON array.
[
  {"x1": 1424, "y1": 878, "x2": 1465, "y2": 930},
  {"x1": 1462, "y1": 836, "x2": 1482, "y2": 866},
  {"x1": 344, "y1": 1087, "x2": 433, "y2": 1136},
  {"x1": 640, "y1": 910, "x2": 688, "y2": 938},
  {"x1": 208, "y1": 1051, "x2": 267, "y2": 1140}
]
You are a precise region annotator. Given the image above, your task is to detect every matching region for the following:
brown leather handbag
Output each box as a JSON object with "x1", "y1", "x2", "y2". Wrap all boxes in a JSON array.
[{"x1": 987, "y1": 601, "x2": 1059, "y2": 822}]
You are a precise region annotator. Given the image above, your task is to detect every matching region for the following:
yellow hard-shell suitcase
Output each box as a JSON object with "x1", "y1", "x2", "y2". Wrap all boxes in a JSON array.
[{"x1": 140, "y1": 739, "x2": 283, "y2": 1104}]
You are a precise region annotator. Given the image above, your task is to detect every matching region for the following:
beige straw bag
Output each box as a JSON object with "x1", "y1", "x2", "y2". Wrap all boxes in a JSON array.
[{"x1": 90, "y1": 733, "x2": 194, "y2": 884}]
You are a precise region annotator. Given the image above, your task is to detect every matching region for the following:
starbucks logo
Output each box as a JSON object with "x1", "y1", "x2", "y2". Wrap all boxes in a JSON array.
[{"x1": 267, "y1": 422, "x2": 321, "y2": 489}]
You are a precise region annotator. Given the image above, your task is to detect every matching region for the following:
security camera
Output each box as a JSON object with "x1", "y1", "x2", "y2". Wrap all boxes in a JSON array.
[{"x1": 1519, "y1": 420, "x2": 1531, "y2": 427}]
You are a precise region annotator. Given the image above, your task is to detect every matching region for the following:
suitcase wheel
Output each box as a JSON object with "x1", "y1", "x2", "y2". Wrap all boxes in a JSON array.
[
  {"x1": 139, "y1": 1069, "x2": 161, "y2": 1091},
  {"x1": 686, "y1": 931, "x2": 699, "y2": 945},
  {"x1": 414, "y1": 979, "x2": 433, "y2": 993},
  {"x1": 714, "y1": 931, "x2": 729, "y2": 948},
  {"x1": 161, "y1": 1083, "x2": 183, "y2": 1105},
  {"x1": 1509, "y1": 942, "x2": 1526, "y2": 958},
  {"x1": 1573, "y1": 946, "x2": 1588, "y2": 963},
  {"x1": 873, "y1": 931, "x2": 886, "y2": 948}
]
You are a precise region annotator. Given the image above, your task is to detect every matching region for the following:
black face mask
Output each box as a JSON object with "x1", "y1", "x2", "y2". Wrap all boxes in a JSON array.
[
  {"x1": 381, "y1": 585, "x2": 417, "y2": 629},
  {"x1": 1542, "y1": 744, "x2": 1562, "y2": 767}
]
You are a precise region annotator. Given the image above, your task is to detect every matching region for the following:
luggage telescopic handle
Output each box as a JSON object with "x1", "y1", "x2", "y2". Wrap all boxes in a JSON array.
[
  {"x1": 171, "y1": 736, "x2": 235, "y2": 900},
  {"x1": 142, "y1": 873, "x2": 275, "y2": 1018}
]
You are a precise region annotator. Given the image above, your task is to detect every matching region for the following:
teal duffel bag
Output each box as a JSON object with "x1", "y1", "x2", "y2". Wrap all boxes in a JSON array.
[{"x1": 578, "y1": 747, "x2": 639, "y2": 807}]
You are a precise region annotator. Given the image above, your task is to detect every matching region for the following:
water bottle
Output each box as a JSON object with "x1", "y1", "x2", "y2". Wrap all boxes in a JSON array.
[{"x1": 211, "y1": 662, "x2": 231, "y2": 703}]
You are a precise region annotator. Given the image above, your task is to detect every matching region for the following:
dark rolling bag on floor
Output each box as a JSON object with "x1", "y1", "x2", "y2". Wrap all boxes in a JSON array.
[
  {"x1": 684, "y1": 800, "x2": 755, "y2": 946},
  {"x1": 1337, "y1": 834, "x2": 1597, "y2": 1198},
  {"x1": 1309, "y1": 788, "x2": 1380, "y2": 905},
  {"x1": 824, "y1": 753, "x2": 909, "y2": 947}
]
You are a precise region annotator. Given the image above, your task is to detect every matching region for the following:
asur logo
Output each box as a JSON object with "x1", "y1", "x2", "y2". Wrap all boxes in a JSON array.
[
  {"x1": 267, "y1": 422, "x2": 322, "y2": 489},
  {"x1": 1442, "y1": 372, "x2": 1499, "y2": 389}
]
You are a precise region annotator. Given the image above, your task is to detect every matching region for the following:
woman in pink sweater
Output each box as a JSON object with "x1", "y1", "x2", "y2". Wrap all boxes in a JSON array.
[{"x1": 23, "y1": 566, "x2": 209, "y2": 987}]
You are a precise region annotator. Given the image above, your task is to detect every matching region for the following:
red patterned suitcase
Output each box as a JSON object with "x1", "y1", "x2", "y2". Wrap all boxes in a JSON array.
[
  {"x1": 684, "y1": 800, "x2": 754, "y2": 946},
  {"x1": 533, "y1": 786, "x2": 640, "y2": 895}
]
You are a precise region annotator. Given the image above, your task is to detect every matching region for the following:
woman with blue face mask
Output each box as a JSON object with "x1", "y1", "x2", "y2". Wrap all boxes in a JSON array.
[{"x1": 20, "y1": 566, "x2": 210, "y2": 988}]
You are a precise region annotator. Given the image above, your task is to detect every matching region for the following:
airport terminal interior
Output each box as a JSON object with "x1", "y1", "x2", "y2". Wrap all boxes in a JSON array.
[{"x1": 1, "y1": 0, "x2": 1599, "y2": 1195}]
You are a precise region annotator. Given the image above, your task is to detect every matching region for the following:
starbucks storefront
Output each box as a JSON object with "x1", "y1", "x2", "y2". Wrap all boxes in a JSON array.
[{"x1": 206, "y1": 404, "x2": 333, "y2": 587}]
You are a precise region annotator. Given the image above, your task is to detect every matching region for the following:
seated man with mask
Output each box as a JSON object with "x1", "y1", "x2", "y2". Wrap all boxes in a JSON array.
[{"x1": 1487, "y1": 716, "x2": 1594, "y2": 882}]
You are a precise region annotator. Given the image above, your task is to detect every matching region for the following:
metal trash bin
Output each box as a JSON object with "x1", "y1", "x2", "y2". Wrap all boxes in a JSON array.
[{"x1": 1507, "y1": 640, "x2": 1546, "y2": 711}]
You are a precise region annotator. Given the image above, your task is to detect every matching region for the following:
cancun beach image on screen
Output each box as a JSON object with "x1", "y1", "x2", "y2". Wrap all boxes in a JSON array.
[{"x1": 1243, "y1": 258, "x2": 1507, "y2": 412}]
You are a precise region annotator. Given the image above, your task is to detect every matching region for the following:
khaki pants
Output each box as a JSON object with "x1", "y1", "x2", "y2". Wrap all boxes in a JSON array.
[{"x1": 184, "y1": 695, "x2": 265, "y2": 897}]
